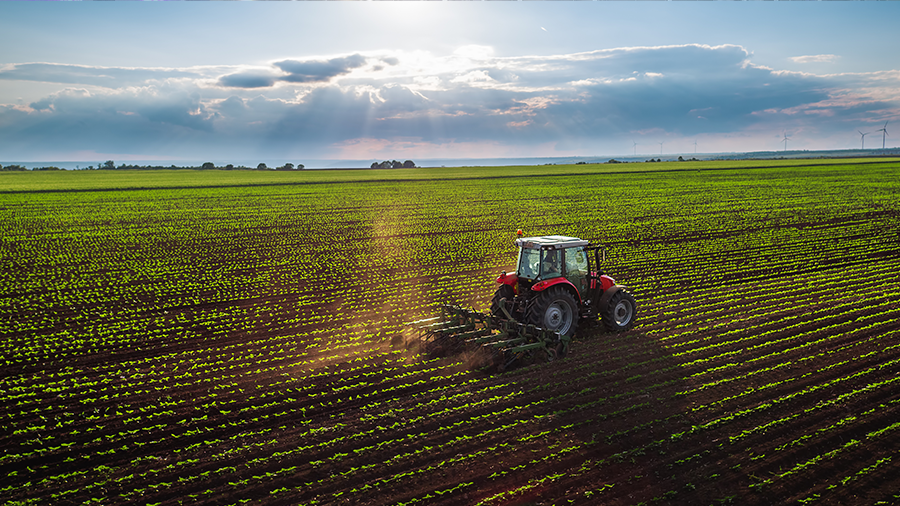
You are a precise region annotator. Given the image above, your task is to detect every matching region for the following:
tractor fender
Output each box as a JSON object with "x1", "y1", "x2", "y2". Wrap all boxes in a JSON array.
[
  {"x1": 591, "y1": 274, "x2": 616, "y2": 291},
  {"x1": 531, "y1": 277, "x2": 582, "y2": 303},
  {"x1": 598, "y1": 284, "x2": 627, "y2": 311}
]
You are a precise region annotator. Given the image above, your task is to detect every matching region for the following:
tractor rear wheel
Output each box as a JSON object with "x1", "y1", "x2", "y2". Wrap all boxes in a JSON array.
[
  {"x1": 527, "y1": 287, "x2": 579, "y2": 337},
  {"x1": 602, "y1": 289, "x2": 637, "y2": 332},
  {"x1": 490, "y1": 285, "x2": 516, "y2": 319}
]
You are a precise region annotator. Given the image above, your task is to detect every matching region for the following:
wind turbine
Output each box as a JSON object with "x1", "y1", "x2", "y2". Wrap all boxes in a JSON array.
[
  {"x1": 876, "y1": 121, "x2": 889, "y2": 149},
  {"x1": 658, "y1": 141, "x2": 664, "y2": 155},
  {"x1": 693, "y1": 140, "x2": 698, "y2": 154},
  {"x1": 858, "y1": 130, "x2": 869, "y2": 150},
  {"x1": 632, "y1": 140, "x2": 638, "y2": 156},
  {"x1": 782, "y1": 132, "x2": 790, "y2": 151}
]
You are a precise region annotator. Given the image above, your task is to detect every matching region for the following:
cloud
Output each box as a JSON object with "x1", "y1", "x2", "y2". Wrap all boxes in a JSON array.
[
  {"x1": 0, "y1": 63, "x2": 204, "y2": 88},
  {"x1": 274, "y1": 54, "x2": 367, "y2": 83},
  {"x1": 2, "y1": 44, "x2": 898, "y2": 160},
  {"x1": 790, "y1": 54, "x2": 840, "y2": 64},
  {"x1": 217, "y1": 72, "x2": 278, "y2": 89},
  {"x1": 216, "y1": 54, "x2": 370, "y2": 89}
]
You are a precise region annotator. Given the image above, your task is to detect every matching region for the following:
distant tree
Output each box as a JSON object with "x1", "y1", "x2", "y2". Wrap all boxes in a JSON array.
[
  {"x1": 225, "y1": 164, "x2": 234, "y2": 170},
  {"x1": 103, "y1": 160, "x2": 116, "y2": 170},
  {"x1": 257, "y1": 163, "x2": 268, "y2": 170},
  {"x1": 391, "y1": 160, "x2": 402, "y2": 169},
  {"x1": 297, "y1": 163, "x2": 305, "y2": 170},
  {"x1": 1, "y1": 164, "x2": 27, "y2": 171},
  {"x1": 34, "y1": 166, "x2": 63, "y2": 171},
  {"x1": 678, "y1": 156, "x2": 685, "y2": 162},
  {"x1": 277, "y1": 163, "x2": 294, "y2": 171},
  {"x1": 403, "y1": 160, "x2": 415, "y2": 168},
  {"x1": 201, "y1": 162, "x2": 215, "y2": 170}
]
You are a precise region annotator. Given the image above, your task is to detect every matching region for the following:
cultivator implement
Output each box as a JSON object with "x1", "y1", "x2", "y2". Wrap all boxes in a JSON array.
[{"x1": 409, "y1": 304, "x2": 571, "y2": 371}]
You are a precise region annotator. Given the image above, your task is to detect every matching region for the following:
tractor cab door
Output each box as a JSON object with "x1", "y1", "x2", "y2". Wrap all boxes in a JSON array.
[{"x1": 564, "y1": 247, "x2": 590, "y2": 300}]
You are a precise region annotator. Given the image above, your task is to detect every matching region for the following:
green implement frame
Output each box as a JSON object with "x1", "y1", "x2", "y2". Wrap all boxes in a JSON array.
[{"x1": 410, "y1": 304, "x2": 571, "y2": 371}]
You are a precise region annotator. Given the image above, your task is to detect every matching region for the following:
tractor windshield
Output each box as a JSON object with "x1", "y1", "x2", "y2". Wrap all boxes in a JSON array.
[
  {"x1": 517, "y1": 248, "x2": 541, "y2": 280},
  {"x1": 517, "y1": 247, "x2": 563, "y2": 281}
]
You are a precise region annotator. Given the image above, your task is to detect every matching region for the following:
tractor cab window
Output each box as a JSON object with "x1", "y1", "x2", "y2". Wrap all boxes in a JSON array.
[
  {"x1": 517, "y1": 248, "x2": 542, "y2": 280},
  {"x1": 565, "y1": 247, "x2": 588, "y2": 278},
  {"x1": 540, "y1": 249, "x2": 562, "y2": 279},
  {"x1": 565, "y1": 246, "x2": 589, "y2": 298}
]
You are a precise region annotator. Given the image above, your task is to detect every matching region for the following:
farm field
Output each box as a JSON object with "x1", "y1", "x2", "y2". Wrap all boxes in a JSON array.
[{"x1": 2, "y1": 158, "x2": 900, "y2": 505}]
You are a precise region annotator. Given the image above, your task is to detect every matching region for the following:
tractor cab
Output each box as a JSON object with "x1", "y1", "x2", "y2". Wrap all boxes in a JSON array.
[{"x1": 514, "y1": 235, "x2": 591, "y2": 300}]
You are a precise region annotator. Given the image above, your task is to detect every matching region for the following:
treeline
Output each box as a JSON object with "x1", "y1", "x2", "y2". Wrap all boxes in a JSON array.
[
  {"x1": 77, "y1": 161, "x2": 306, "y2": 171},
  {"x1": 371, "y1": 160, "x2": 416, "y2": 169},
  {"x1": 0, "y1": 164, "x2": 62, "y2": 171},
  {"x1": 3, "y1": 160, "x2": 420, "y2": 171},
  {"x1": 1, "y1": 161, "x2": 307, "y2": 171}
]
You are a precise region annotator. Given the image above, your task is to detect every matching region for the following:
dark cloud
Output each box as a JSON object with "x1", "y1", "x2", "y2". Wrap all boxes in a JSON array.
[
  {"x1": 216, "y1": 96, "x2": 249, "y2": 117},
  {"x1": 216, "y1": 54, "x2": 370, "y2": 89},
  {"x1": 274, "y1": 54, "x2": 367, "y2": 83},
  {"x1": 218, "y1": 72, "x2": 278, "y2": 89},
  {"x1": 0, "y1": 87, "x2": 215, "y2": 159},
  {"x1": 0, "y1": 63, "x2": 200, "y2": 88},
  {"x1": 29, "y1": 97, "x2": 53, "y2": 111}
]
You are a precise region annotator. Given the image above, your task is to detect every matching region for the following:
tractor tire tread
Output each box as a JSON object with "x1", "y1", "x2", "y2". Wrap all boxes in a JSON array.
[
  {"x1": 526, "y1": 286, "x2": 579, "y2": 337},
  {"x1": 601, "y1": 289, "x2": 637, "y2": 332}
]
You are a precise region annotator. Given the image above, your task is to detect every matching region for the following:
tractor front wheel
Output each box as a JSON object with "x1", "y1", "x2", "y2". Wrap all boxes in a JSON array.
[
  {"x1": 601, "y1": 289, "x2": 637, "y2": 332},
  {"x1": 527, "y1": 287, "x2": 579, "y2": 337}
]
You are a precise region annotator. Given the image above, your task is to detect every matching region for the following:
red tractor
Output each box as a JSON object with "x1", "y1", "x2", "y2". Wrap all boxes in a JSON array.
[
  {"x1": 490, "y1": 234, "x2": 636, "y2": 337},
  {"x1": 411, "y1": 233, "x2": 637, "y2": 368}
]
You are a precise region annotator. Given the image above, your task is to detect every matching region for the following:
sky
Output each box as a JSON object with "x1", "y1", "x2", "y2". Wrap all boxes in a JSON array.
[{"x1": 1, "y1": 1, "x2": 898, "y2": 165}]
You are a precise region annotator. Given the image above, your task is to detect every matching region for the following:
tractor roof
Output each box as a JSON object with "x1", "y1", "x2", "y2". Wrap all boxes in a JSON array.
[{"x1": 515, "y1": 235, "x2": 589, "y2": 249}]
